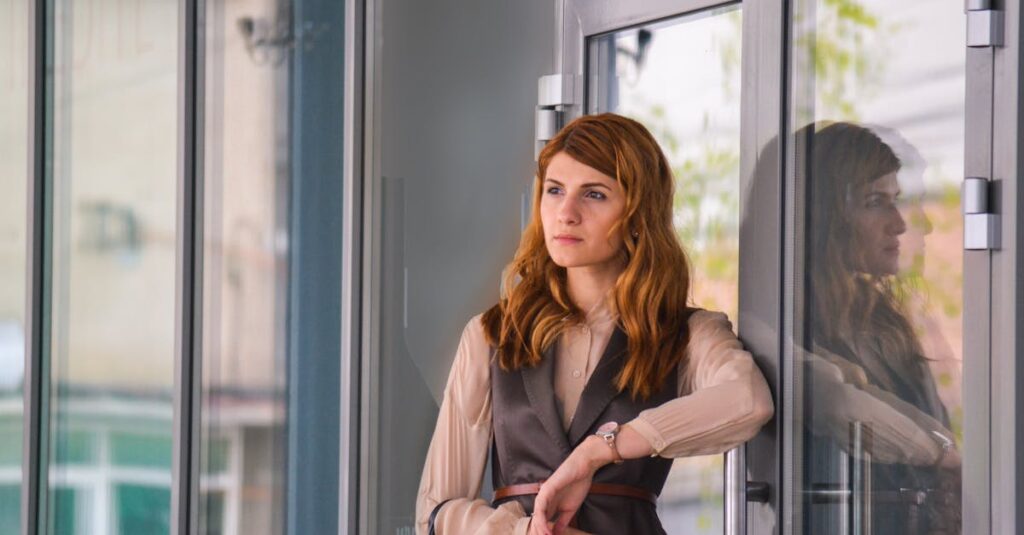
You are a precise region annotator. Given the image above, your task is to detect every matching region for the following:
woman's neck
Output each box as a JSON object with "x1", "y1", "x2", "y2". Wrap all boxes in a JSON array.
[{"x1": 566, "y1": 261, "x2": 624, "y2": 313}]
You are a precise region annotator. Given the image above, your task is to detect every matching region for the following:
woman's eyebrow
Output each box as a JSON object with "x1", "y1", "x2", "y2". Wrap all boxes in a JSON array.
[{"x1": 544, "y1": 178, "x2": 612, "y2": 190}]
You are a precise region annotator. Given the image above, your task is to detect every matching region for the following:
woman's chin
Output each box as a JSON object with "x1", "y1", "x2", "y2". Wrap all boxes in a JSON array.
[{"x1": 549, "y1": 255, "x2": 594, "y2": 269}]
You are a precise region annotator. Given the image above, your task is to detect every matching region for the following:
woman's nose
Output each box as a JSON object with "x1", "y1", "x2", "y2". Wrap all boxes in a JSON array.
[
  {"x1": 888, "y1": 207, "x2": 908, "y2": 236},
  {"x1": 557, "y1": 197, "x2": 581, "y2": 225}
]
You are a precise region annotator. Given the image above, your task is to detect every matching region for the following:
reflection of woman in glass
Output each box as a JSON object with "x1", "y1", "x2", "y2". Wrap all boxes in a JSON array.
[
  {"x1": 415, "y1": 113, "x2": 774, "y2": 535},
  {"x1": 802, "y1": 121, "x2": 960, "y2": 534}
]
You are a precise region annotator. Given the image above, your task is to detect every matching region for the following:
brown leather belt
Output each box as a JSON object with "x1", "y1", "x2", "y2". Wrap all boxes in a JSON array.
[{"x1": 493, "y1": 482, "x2": 657, "y2": 505}]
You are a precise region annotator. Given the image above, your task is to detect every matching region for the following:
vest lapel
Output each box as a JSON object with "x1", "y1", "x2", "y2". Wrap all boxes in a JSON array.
[
  {"x1": 567, "y1": 325, "x2": 629, "y2": 446},
  {"x1": 521, "y1": 339, "x2": 572, "y2": 454}
]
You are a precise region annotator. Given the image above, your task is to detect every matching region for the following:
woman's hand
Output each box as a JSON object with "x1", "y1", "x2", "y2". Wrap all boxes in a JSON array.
[
  {"x1": 531, "y1": 435, "x2": 614, "y2": 535},
  {"x1": 527, "y1": 517, "x2": 591, "y2": 535}
]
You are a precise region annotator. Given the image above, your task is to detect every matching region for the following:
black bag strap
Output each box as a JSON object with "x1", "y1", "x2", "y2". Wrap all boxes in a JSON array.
[{"x1": 428, "y1": 499, "x2": 453, "y2": 535}]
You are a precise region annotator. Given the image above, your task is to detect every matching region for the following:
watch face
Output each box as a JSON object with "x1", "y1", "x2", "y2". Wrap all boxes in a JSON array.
[{"x1": 596, "y1": 421, "x2": 619, "y2": 435}]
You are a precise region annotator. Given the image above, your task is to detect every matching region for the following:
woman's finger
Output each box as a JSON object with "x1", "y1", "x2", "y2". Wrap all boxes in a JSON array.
[
  {"x1": 532, "y1": 493, "x2": 552, "y2": 535},
  {"x1": 553, "y1": 509, "x2": 574, "y2": 535}
]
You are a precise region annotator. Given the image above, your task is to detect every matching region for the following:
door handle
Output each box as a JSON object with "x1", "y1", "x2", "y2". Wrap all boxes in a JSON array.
[
  {"x1": 724, "y1": 446, "x2": 770, "y2": 535},
  {"x1": 850, "y1": 421, "x2": 871, "y2": 535},
  {"x1": 799, "y1": 421, "x2": 872, "y2": 535}
]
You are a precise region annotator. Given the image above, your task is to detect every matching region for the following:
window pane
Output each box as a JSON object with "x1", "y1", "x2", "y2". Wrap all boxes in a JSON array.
[
  {"x1": 115, "y1": 484, "x2": 171, "y2": 535},
  {"x1": 110, "y1": 433, "x2": 173, "y2": 469},
  {"x1": 790, "y1": 1, "x2": 964, "y2": 533},
  {"x1": 199, "y1": 0, "x2": 290, "y2": 526},
  {"x1": 51, "y1": 488, "x2": 84, "y2": 535},
  {"x1": 0, "y1": 0, "x2": 29, "y2": 530},
  {"x1": 199, "y1": 1, "x2": 344, "y2": 534},
  {"x1": 588, "y1": 6, "x2": 742, "y2": 533},
  {"x1": 0, "y1": 485, "x2": 19, "y2": 535},
  {"x1": 45, "y1": 0, "x2": 179, "y2": 534},
  {"x1": 53, "y1": 430, "x2": 96, "y2": 466}
]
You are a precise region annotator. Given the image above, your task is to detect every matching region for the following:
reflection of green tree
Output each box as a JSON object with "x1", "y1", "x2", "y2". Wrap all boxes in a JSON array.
[
  {"x1": 613, "y1": 15, "x2": 744, "y2": 532},
  {"x1": 797, "y1": 0, "x2": 893, "y2": 120},
  {"x1": 798, "y1": 1, "x2": 966, "y2": 444},
  {"x1": 624, "y1": 101, "x2": 740, "y2": 316}
]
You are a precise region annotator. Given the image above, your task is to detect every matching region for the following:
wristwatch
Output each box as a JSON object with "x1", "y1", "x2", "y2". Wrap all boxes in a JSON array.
[
  {"x1": 595, "y1": 421, "x2": 624, "y2": 464},
  {"x1": 930, "y1": 430, "x2": 955, "y2": 468}
]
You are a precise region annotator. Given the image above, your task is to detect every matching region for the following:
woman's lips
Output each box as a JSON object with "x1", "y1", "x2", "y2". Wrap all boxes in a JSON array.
[{"x1": 554, "y1": 235, "x2": 583, "y2": 245}]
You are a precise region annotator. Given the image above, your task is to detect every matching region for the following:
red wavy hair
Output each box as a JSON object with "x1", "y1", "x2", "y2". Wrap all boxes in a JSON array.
[{"x1": 481, "y1": 113, "x2": 694, "y2": 401}]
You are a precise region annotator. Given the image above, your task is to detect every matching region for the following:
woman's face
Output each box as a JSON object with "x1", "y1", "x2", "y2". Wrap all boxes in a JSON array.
[
  {"x1": 847, "y1": 172, "x2": 909, "y2": 276},
  {"x1": 540, "y1": 152, "x2": 627, "y2": 271}
]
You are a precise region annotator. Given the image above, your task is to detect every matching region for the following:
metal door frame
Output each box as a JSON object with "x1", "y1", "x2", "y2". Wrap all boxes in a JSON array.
[{"x1": 986, "y1": 1, "x2": 1023, "y2": 532}]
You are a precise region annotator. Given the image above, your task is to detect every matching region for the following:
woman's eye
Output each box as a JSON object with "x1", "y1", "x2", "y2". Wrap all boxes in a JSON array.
[
  {"x1": 864, "y1": 195, "x2": 885, "y2": 209},
  {"x1": 586, "y1": 190, "x2": 607, "y2": 200},
  {"x1": 546, "y1": 186, "x2": 562, "y2": 195}
]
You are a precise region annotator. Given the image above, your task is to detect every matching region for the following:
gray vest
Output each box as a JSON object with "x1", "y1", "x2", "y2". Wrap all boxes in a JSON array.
[{"x1": 490, "y1": 325, "x2": 678, "y2": 534}]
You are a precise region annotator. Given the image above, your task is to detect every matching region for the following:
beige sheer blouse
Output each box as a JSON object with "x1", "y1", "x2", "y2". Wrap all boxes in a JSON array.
[{"x1": 415, "y1": 301, "x2": 774, "y2": 535}]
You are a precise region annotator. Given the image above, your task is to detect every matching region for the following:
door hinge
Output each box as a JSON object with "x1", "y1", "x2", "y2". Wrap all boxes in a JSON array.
[
  {"x1": 535, "y1": 74, "x2": 577, "y2": 158},
  {"x1": 966, "y1": 0, "x2": 1003, "y2": 47},
  {"x1": 963, "y1": 177, "x2": 1000, "y2": 250}
]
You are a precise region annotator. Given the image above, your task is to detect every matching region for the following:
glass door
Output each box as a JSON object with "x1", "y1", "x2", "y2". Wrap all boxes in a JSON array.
[
  {"x1": 559, "y1": 0, "x2": 1001, "y2": 534},
  {"x1": 558, "y1": 1, "x2": 746, "y2": 533},
  {"x1": 783, "y1": 1, "x2": 982, "y2": 534}
]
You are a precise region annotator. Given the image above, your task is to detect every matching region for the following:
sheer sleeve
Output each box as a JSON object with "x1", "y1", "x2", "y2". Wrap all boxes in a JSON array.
[
  {"x1": 801, "y1": 345, "x2": 952, "y2": 465},
  {"x1": 414, "y1": 314, "x2": 532, "y2": 535},
  {"x1": 626, "y1": 310, "x2": 775, "y2": 458}
]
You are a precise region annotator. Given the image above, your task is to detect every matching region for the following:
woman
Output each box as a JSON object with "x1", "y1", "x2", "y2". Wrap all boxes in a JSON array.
[
  {"x1": 415, "y1": 113, "x2": 774, "y2": 535},
  {"x1": 801, "y1": 121, "x2": 961, "y2": 534}
]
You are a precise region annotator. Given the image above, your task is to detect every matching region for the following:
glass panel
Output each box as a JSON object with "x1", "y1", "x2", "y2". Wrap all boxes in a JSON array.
[
  {"x1": 53, "y1": 430, "x2": 97, "y2": 466},
  {"x1": 0, "y1": 0, "x2": 29, "y2": 531},
  {"x1": 109, "y1": 433, "x2": 173, "y2": 469},
  {"x1": 790, "y1": 1, "x2": 963, "y2": 533},
  {"x1": 375, "y1": 2, "x2": 552, "y2": 532},
  {"x1": 52, "y1": 488, "x2": 86, "y2": 535},
  {"x1": 114, "y1": 484, "x2": 171, "y2": 535},
  {"x1": 0, "y1": 486, "x2": 19, "y2": 535},
  {"x1": 199, "y1": 1, "x2": 344, "y2": 534},
  {"x1": 200, "y1": 0, "x2": 290, "y2": 531},
  {"x1": 588, "y1": 6, "x2": 742, "y2": 534},
  {"x1": 45, "y1": 0, "x2": 179, "y2": 534}
]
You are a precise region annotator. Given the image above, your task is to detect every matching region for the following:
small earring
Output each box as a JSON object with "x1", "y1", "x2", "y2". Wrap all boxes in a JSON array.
[{"x1": 631, "y1": 230, "x2": 639, "y2": 238}]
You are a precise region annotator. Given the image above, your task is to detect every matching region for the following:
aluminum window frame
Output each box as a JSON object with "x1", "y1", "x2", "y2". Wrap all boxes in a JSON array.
[
  {"x1": 961, "y1": 26, "x2": 996, "y2": 535},
  {"x1": 170, "y1": 0, "x2": 205, "y2": 532},
  {"x1": 22, "y1": 0, "x2": 49, "y2": 532},
  {"x1": 987, "y1": 1, "x2": 1023, "y2": 532},
  {"x1": 341, "y1": 0, "x2": 367, "y2": 533}
]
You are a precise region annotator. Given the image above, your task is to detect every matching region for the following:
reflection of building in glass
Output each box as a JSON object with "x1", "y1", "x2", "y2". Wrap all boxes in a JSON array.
[
  {"x1": 0, "y1": 396, "x2": 25, "y2": 534},
  {"x1": 0, "y1": 0, "x2": 30, "y2": 529},
  {"x1": 200, "y1": 0, "x2": 293, "y2": 532},
  {"x1": 0, "y1": 0, "x2": 291, "y2": 533},
  {"x1": 0, "y1": 389, "x2": 284, "y2": 534}
]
